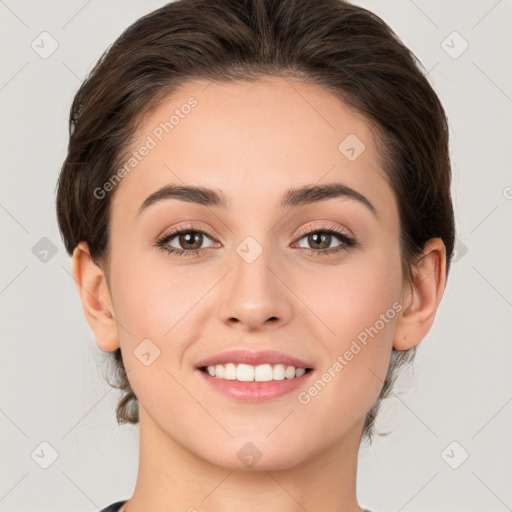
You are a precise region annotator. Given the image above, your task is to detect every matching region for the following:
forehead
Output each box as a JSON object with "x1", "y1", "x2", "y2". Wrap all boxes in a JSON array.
[{"x1": 111, "y1": 76, "x2": 394, "y2": 221}]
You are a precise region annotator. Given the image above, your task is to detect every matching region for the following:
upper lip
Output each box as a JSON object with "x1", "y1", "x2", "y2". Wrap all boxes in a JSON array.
[{"x1": 195, "y1": 349, "x2": 314, "y2": 369}]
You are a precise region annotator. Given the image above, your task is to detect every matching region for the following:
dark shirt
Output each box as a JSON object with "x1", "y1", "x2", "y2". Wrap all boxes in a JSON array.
[
  {"x1": 99, "y1": 501, "x2": 126, "y2": 512},
  {"x1": 99, "y1": 500, "x2": 373, "y2": 511}
]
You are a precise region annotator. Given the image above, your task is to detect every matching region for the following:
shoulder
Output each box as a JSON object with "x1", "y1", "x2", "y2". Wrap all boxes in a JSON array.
[{"x1": 98, "y1": 500, "x2": 126, "y2": 512}]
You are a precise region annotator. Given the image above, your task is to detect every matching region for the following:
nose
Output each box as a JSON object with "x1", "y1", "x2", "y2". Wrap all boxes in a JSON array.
[{"x1": 217, "y1": 245, "x2": 293, "y2": 332}]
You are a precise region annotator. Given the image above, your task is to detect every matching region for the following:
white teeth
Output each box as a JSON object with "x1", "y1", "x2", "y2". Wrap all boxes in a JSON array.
[
  {"x1": 214, "y1": 364, "x2": 224, "y2": 378},
  {"x1": 237, "y1": 364, "x2": 254, "y2": 382},
  {"x1": 295, "y1": 368, "x2": 306, "y2": 377},
  {"x1": 285, "y1": 365, "x2": 296, "y2": 379},
  {"x1": 273, "y1": 364, "x2": 285, "y2": 381},
  {"x1": 224, "y1": 363, "x2": 237, "y2": 380},
  {"x1": 255, "y1": 364, "x2": 273, "y2": 381},
  {"x1": 204, "y1": 363, "x2": 309, "y2": 381}
]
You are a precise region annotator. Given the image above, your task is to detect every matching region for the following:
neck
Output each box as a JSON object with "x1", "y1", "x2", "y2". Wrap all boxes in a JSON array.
[{"x1": 122, "y1": 406, "x2": 364, "y2": 512}]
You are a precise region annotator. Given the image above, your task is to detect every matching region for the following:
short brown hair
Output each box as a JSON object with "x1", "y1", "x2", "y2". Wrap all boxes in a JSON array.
[{"x1": 56, "y1": 0, "x2": 455, "y2": 441}]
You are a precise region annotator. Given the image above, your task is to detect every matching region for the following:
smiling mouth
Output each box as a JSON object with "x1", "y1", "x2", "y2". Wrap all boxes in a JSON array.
[{"x1": 199, "y1": 363, "x2": 313, "y2": 382}]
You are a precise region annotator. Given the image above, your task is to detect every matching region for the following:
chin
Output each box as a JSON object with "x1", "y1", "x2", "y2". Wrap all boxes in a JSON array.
[{"x1": 196, "y1": 437, "x2": 310, "y2": 472}]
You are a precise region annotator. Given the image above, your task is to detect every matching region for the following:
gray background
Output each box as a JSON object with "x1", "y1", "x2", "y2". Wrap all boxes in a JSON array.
[{"x1": 1, "y1": 0, "x2": 511, "y2": 511}]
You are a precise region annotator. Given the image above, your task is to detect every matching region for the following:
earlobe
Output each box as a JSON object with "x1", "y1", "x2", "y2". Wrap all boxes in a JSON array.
[
  {"x1": 393, "y1": 238, "x2": 447, "y2": 351},
  {"x1": 72, "y1": 242, "x2": 120, "y2": 352}
]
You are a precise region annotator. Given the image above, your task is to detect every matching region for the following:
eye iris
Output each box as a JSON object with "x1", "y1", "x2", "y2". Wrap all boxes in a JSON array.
[
  {"x1": 309, "y1": 232, "x2": 331, "y2": 249},
  {"x1": 179, "y1": 232, "x2": 202, "y2": 250}
]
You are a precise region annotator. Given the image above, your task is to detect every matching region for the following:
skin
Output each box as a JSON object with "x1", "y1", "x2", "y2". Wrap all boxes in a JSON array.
[{"x1": 72, "y1": 76, "x2": 446, "y2": 512}]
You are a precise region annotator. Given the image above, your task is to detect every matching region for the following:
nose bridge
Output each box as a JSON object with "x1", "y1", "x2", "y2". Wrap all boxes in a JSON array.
[{"x1": 218, "y1": 233, "x2": 292, "y2": 329}]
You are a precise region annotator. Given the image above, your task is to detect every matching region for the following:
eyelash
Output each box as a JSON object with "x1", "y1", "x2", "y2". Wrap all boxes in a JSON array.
[{"x1": 155, "y1": 223, "x2": 357, "y2": 259}]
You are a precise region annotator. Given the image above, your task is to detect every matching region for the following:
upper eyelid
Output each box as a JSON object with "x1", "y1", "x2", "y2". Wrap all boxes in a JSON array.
[{"x1": 294, "y1": 223, "x2": 353, "y2": 238}]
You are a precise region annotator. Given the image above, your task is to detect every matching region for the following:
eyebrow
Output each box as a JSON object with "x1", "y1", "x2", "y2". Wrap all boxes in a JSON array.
[{"x1": 137, "y1": 182, "x2": 377, "y2": 217}]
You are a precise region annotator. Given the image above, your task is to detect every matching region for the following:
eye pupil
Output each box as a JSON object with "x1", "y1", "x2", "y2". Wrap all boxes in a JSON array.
[
  {"x1": 309, "y1": 232, "x2": 330, "y2": 249},
  {"x1": 180, "y1": 232, "x2": 202, "y2": 249}
]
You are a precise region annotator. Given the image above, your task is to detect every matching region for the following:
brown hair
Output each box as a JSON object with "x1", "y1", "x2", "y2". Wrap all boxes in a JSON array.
[{"x1": 56, "y1": 0, "x2": 455, "y2": 442}]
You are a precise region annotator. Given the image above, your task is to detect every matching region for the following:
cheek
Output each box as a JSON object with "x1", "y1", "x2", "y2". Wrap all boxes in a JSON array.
[
  {"x1": 295, "y1": 250, "x2": 402, "y2": 416},
  {"x1": 299, "y1": 247, "x2": 402, "y2": 341},
  {"x1": 107, "y1": 254, "x2": 210, "y2": 413},
  {"x1": 110, "y1": 248, "x2": 211, "y2": 339}
]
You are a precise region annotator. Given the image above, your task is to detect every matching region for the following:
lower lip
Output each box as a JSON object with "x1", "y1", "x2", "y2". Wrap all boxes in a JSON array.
[{"x1": 196, "y1": 368, "x2": 314, "y2": 402}]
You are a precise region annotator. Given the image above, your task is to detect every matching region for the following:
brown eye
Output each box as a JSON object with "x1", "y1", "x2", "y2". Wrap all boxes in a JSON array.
[
  {"x1": 177, "y1": 232, "x2": 204, "y2": 250},
  {"x1": 297, "y1": 230, "x2": 345, "y2": 251},
  {"x1": 156, "y1": 226, "x2": 217, "y2": 257},
  {"x1": 166, "y1": 231, "x2": 214, "y2": 251},
  {"x1": 292, "y1": 226, "x2": 357, "y2": 258},
  {"x1": 305, "y1": 232, "x2": 332, "y2": 250}
]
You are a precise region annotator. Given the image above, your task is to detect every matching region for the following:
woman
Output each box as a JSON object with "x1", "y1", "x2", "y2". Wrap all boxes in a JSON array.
[{"x1": 56, "y1": 0, "x2": 455, "y2": 510}]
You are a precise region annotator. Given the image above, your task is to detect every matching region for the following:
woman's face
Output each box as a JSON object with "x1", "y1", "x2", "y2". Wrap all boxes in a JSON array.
[{"x1": 106, "y1": 76, "x2": 406, "y2": 469}]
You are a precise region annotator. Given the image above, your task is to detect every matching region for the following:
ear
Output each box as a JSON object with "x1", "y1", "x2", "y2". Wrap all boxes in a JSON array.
[
  {"x1": 393, "y1": 238, "x2": 447, "y2": 351},
  {"x1": 72, "y1": 241, "x2": 120, "y2": 352}
]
